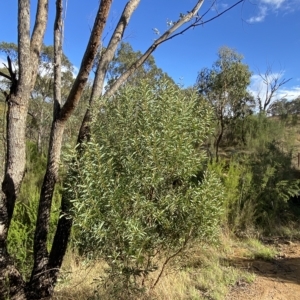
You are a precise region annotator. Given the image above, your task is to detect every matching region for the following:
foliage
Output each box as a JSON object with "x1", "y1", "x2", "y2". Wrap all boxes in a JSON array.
[
  {"x1": 211, "y1": 114, "x2": 300, "y2": 233},
  {"x1": 247, "y1": 141, "x2": 300, "y2": 228},
  {"x1": 65, "y1": 80, "x2": 224, "y2": 295},
  {"x1": 208, "y1": 160, "x2": 254, "y2": 232},
  {"x1": 196, "y1": 46, "x2": 254, "y2": 160},
  {"x1": 270, "y1": 97, "x2": 300, "y2": 124}
]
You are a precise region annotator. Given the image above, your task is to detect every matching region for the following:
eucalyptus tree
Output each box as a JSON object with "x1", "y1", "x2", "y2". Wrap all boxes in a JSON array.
[
  {"x1": 196, "y1": 46, "x2": 253, "y2": 160},
  {"x1": 0, "y1": 1, "x2": 245, "y2": 299}
]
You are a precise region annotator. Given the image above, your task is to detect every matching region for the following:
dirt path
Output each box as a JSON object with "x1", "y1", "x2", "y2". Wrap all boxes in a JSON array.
[{"x1": 227, "y1": 240, "x2": 300, "y2": 300}]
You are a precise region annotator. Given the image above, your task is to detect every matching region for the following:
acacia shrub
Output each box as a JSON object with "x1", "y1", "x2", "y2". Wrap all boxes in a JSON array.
[{"x1": 66, "y1": 80, "x2": 224, "y2": 295}]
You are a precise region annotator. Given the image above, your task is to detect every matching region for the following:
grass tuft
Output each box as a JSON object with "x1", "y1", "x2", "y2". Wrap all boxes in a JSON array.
[{"x1": 243, "y1": 239, "x2": 278, "y2": 260}]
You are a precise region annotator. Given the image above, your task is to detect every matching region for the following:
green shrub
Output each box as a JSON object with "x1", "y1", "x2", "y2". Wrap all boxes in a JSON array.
[
  {"x1": 66, "y1": 80, "x2": 225, "y2": 295},
  {"x1": 208, "y1": 160, "x2": 255, "y2": 232},
  {"x1": 212, "y1": 114, "x2": 300, "y2": 233},
  {"x1": 248, "y1": 140, "x2": 300, "y2": 228}
]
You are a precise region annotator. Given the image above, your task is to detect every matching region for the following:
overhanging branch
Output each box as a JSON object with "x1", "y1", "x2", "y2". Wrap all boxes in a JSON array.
[{"x1": 104, "y1": 0, "x2": 245, "y2": 98}]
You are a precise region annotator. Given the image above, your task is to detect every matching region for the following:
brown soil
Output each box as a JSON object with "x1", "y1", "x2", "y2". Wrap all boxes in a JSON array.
[{"x1": 227, "y1": 239, "x2": 300, "y2": 300}]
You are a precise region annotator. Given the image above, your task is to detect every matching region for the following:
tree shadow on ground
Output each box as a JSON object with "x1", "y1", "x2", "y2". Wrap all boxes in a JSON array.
[{"x1": 224, "y1": 244, "x2": 300, "y2": 285}]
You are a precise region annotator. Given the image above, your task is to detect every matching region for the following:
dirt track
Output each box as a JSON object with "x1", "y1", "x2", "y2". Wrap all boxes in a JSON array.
[{"x1": 227, "y1": 240, "x2": 300, "y2": 300}]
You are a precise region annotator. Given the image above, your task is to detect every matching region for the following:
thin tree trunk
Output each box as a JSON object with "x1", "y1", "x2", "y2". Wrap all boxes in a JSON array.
[
  {"x1": 78, "y1": 0, "x2": 141, "y2": 144},
  {"x1": 0, "y1": 1, "x2": 33, "y2": 298},
  {"x1": 30, "y1": 0, "x2": 49, "y2": 89},
  {"x1": 215, "y1": 119, "x2": 224, "y2": 163},
  {"x1": 78, "y1": 0, "x2": 204, "y2": 144},
  {"x1": 26, "y1": 1, "x2": 112, "y2": 297},
  {"x1": 37, "y1": 107, "x2": 44, "y2": 153}
]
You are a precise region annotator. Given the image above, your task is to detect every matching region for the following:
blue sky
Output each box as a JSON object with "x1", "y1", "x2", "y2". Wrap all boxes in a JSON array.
[{"x1": 0, "y1": 0, "x2": 300, "y2": 100}]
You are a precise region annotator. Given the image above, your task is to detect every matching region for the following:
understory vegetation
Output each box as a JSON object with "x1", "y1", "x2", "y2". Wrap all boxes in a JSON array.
[{"x1": 1, "y1": 43, "x2": 300, "y2": 299}]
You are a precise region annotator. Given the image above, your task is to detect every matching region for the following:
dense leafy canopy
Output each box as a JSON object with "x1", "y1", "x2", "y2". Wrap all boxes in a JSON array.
[{"x1": 65, "y1": 79, "x2": 224, "y2": 290}]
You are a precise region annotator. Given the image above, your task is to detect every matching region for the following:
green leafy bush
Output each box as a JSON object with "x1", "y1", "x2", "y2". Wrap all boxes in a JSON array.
[
  {"x1": 208, "y1": 160, "x2": 254, "y2": 232},
  {"x1": 248, "y1": 141, "x2": 300, "y2": 227},
  {"x1": 212, "y1": 114, "x2": 300, "y2": 234},
  {"x1": 66, "y1": 80, "x2": 224, "y2": 295}
]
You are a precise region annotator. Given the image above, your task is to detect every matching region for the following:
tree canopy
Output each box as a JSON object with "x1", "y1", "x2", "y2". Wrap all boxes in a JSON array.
[{"x1": 196, "y1": 46, "x2": 253, "y2": 160}]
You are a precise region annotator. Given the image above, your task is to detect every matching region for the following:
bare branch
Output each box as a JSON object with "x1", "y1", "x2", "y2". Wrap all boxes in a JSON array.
[
  {"x1": 0, "y1": 71, "x2": 12, "y2": 81},
  {"x1": 257, "y1": 67, "x2": 292, "y2": 112},
  {"x1": 151, "y1": 228, "x2": 193, "y2": 289},
  {"x1": 104, "y1": 0, "x2": 205, "y2": 97},
  {"x1": 149, "y1": 0, "x2": 244, "y2": 47},
  {"x1": 197, "y1": 0, "x2": 244, "y2": 27},
  {"x1": 7, "y1": 57, "x2": 15, "y2": 80},
  {"x1": 104, "y1": 0, "x2": 244, "y2": 98}
]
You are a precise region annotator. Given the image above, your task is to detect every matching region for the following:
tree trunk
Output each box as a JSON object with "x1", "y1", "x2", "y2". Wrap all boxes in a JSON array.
[
  {"x1": 0, "y1": 0, "x2": 48, "y2": 296},
  {"x1": 26, "y1": 1, "x2": 113, "y2": 297},
  {"x1": 215, "y1": 119, "x2": 224, "y2": 163},
  {"x1": 0, "y1": 0, "x2": 33, "y2": 297},
  {"x1": 78, "y1": 0, "x2": 141, "y2": 144},
  {"x1": 37, "y1": 107, "x2": 44, "y2": 153}
]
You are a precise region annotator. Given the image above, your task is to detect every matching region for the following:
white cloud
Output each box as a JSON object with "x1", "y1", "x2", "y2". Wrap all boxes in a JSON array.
[
  {"x1": 276, "y1": 86, "x2": 300, "y2": 100},
  {"x1": 72, "y1": 65, "x2": 79, "y2": 77},
  {"x1": 261, "y1": 0, "x2": 286, "y2": 9},
  {"x1": 248, "y1": 5, "x2": 268, "y2": 23},
  {"x1": 247, "y1": 0, "x2": 292, "y2": 23},
  {"x1": 212, "y1": 2, "x2": 229, "y2": 12}
]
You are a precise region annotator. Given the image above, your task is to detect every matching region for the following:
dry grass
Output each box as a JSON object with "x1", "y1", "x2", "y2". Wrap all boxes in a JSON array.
[
  {"x1": 53, "y1": 251, "x2": 107, "y2": 300},
  {"x1": 53, "y1": 237, "x2": 256, "y2": 300}
]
